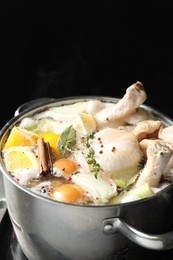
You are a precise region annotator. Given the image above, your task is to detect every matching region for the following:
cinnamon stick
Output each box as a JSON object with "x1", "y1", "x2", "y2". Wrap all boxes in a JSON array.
[{"x1": 37, "y1": 137, "x2": 53, "y2": 176}]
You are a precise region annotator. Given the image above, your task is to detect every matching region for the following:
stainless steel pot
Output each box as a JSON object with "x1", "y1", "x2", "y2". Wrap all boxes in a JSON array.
[{"x1": 1, "y1": 96, "x2": 173, "y2": 260}]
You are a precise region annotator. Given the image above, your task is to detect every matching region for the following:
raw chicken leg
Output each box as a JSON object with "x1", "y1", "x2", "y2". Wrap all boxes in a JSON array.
[{"x1": 94, "y1": 81, "x2": 147, "y2": 127}]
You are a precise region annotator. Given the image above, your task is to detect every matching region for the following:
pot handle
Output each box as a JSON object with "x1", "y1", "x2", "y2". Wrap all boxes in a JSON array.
[
  {"x1": 14, "y1": 98, "x2": 56, "y2": 116},
  {"x1": 102, "y1": 217, "x2": 173, "y2": 250}
]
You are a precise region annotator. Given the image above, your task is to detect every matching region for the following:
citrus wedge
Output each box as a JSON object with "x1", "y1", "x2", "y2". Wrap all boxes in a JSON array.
[
  {"x1": 4, "y1": 147, "x2": 38, "y2": 171},
  {"x1": 4, "y1": 126, "x2": 39, "y2": 149},
  {"x1": 41, "y1": 132, "x2": 60, "y2": 156},
  {"x1": 78, "y1": 113, "x2": 96, "y2": 133}
]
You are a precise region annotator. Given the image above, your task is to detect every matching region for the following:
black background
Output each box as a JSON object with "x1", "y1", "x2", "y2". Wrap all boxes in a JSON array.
[{"x1": 1, "y1": 1, "x2": 173, "y2": 128}]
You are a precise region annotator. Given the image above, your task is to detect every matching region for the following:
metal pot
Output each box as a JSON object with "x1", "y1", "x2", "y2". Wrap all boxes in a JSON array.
[{"x1": 1, "y1": 96, "x2": 173, "y2": 260}]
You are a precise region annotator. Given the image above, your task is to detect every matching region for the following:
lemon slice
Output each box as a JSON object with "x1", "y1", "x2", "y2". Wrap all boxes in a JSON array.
[
  {"x1": 4, "y1": 126, "x2": 39, "y2": 149},
  {"x1": 4, "y1": 147, "x2": 38, "y2": 171},
  {"x1": 78, "y1": 113, "x2": 96, "y2": 134}
]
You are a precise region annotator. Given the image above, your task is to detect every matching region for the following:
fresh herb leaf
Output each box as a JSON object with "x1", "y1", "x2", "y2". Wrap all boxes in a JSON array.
[{"x1": 58, "y1": 125, "x2": 76, "y2": 157}]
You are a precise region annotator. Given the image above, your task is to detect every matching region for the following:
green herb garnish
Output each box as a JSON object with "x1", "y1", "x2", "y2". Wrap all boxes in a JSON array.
[
  {"x1": 85, "y1": 131, "x2": 95, "y2": 148},
  {"x1": 58, "y1": 125, "x2": 76, "y2": 157},
  {"x1": 84, "y1": 131, "x2": 102, "y2": 178},
  {"x1": 87, "y1": 148, "x2": 102, "y2": 179}
]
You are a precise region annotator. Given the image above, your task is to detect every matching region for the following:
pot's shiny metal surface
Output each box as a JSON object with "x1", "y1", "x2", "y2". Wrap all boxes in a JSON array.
[{"x1": 1, "y1": 96, "x2": 173, "y2": 260}]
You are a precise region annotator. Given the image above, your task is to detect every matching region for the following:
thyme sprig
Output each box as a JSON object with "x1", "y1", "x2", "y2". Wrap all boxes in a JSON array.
[
  {"x1": 87, "y1": 148, "x2": 102, "y2": 179},
  {"x1": 84, "y1": 131, "x2": 102, "y2": 179},
  {"x1": 85, "y1": 131, "x2": 95, "y2": 148}
]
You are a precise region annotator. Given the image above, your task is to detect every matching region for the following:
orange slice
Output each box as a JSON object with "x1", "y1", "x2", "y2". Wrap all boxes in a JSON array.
[
  {"x1": 4, "y1": 147, "x2": 38, "y2": 171},
  {"x1": 4, "y1": 126, "x2": 39, "y2": 149},
  {"x1": 41, "y1": 132, "x2": 60, "y2": 156}
]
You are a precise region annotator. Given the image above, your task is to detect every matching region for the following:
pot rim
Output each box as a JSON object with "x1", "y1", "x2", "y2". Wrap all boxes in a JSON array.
[{"x1": 1, "y1": 95, "x2": 173, "y2": 208}]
